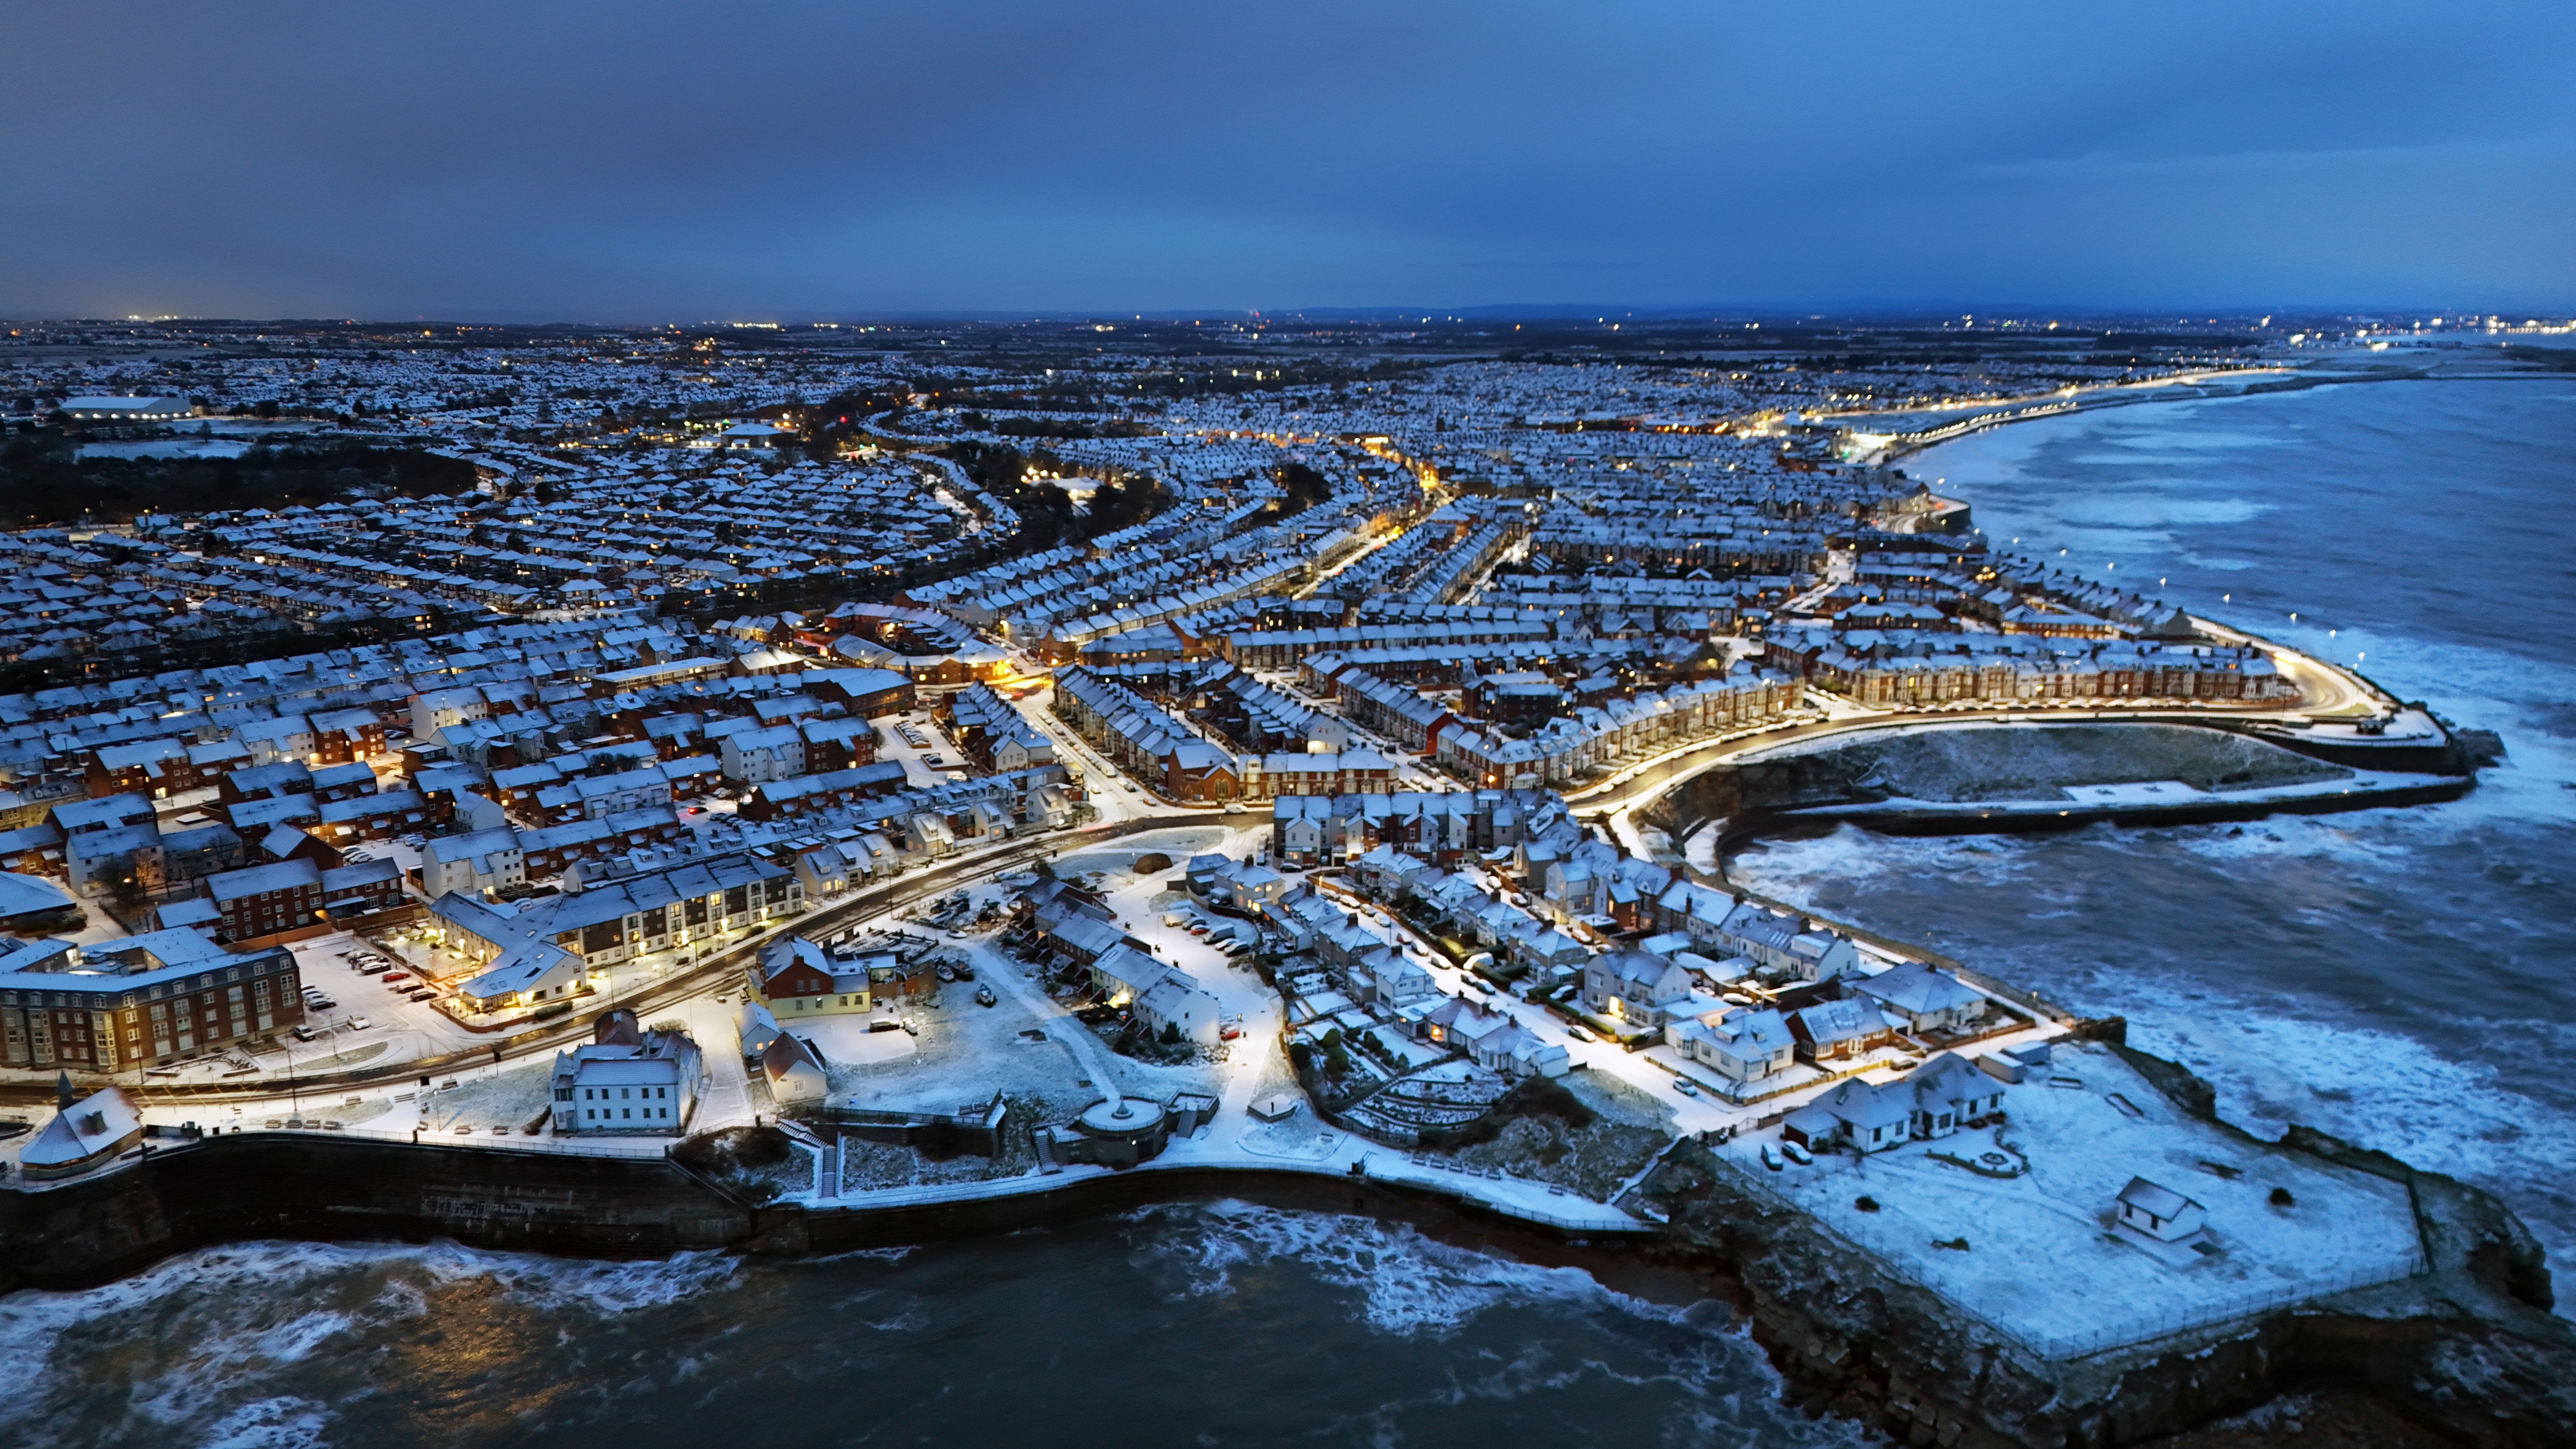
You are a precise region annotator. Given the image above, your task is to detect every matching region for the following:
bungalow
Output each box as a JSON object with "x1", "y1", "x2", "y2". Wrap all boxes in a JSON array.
[
  {"x1": 1787, "y1": 997, "x2": 1895, "y2": 1063},
  {"x1": 1849, "y1": 962, "x2": 1987, "y2": 1034},
  {"x1": 1906, "y1": 1051, "x2": 2007, "y2": 1139},
  {"x1": 1782, "y1": 1076, "x2": 1915, "y2": 1153}
]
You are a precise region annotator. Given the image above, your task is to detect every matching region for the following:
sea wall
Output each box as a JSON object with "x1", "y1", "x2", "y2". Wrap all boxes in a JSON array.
[
  {"x1": 0, "y1": 1137, "x2": 752, "y2": 1294},
  {"x1": 0, "y1": 1135, "x2": 1649, "y2": 1297},
  {"x1": 2, "y1": 1073, "x2": 2570, "y2": 1446},
  {"x1": 1645, "y1": 719, "x2": 2472, "y2": 849}
]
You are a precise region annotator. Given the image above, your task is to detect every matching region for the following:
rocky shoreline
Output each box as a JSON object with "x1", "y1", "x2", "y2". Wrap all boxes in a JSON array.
[
  {"x1": 1631, "y1": 1034, "x2": 2576, "y2": 1448},
  {"x1": 3, "y1": 1023, "x2": 2569, "y2": 1446}
]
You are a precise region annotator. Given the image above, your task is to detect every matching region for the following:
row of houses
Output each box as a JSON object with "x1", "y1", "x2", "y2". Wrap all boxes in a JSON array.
[{"x1": 1014, "y1": 878, "x2": 1227, "y2": 1046}]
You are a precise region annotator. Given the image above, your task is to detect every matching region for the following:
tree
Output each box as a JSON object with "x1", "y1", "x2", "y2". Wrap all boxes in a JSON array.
[{"x1": 1159, "y1": 1021, "x2": 1181, "y2": 1045}]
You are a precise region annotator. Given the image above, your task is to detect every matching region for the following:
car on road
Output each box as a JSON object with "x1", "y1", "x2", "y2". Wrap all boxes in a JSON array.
[
  {"x1": 1672, "y1": 1078, "x2": 1700, "y2": 1097},
  {"x1": 349, "y1": 1016, "x2": 371, "y2": 1030}
]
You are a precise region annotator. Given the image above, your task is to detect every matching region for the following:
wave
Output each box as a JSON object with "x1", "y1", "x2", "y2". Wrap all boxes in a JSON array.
[
  {"x1": 1129, "y1": 1199, "x2": 1646, "y2": 1336},
  {"x1": 1125, "y1": 1202, "x2": 1872, "y2": 1446},
  {"x1": 0, "y1": 1240, "x2": 750, "y2": 1449}
]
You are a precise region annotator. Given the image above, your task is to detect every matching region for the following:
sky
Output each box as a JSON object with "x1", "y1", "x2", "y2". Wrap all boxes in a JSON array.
[{"x1": 2, "y1": 1, "x2": 2570, "y2": 320}]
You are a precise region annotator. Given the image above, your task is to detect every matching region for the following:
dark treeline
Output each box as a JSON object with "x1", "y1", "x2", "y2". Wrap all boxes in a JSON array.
[
  {"x1": 0, "y1": 433, "x2": 477, "y2": 525},
  {"x1": 941, "y1": 441, "x2": 1167, "y2": 551}
]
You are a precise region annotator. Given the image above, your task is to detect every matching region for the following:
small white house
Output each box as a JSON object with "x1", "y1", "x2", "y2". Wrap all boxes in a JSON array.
[
  {"x1": 2115, "y1": 1176, "x2": 2209, "y2": 1243},
  {"x1": 760, "y1": 1031, "x2": 830, "y2": 1104}
]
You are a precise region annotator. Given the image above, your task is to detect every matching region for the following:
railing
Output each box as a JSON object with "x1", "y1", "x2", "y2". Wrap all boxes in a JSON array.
[{"x1": 144, "y1": 1119, "x2": 682, "y2": 1157}]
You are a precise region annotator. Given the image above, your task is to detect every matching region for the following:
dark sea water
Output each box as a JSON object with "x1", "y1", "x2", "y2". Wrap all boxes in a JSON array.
[
  {"x1": 6, "y1": 374, "x2": 2569, "y2": 1449},
  {"x1": 1733, "y1": 375, "x2": 2576, "y2": 1295},
  {"x1": 0, "y1": 1207, "x2": 1864, "y2": 1449}
]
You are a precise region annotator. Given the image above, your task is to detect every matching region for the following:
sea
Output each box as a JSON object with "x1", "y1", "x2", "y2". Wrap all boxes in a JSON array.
[{"x1": 5, "y1": 370, "x2": 2570, "y2": 1448}]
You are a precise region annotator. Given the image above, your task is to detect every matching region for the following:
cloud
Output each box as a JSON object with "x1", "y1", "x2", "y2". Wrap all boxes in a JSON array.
[{"x1": 0, "y1": 1, "x2": 2570, "y2": 315}]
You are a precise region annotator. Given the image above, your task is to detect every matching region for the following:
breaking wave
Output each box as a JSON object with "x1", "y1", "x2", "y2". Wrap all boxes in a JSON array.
[{"x1": 1130, "y1": 1199, "x2": 1642, "y2": 1336}]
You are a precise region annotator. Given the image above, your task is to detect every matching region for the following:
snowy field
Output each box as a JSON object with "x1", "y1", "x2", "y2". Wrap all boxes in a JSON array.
[{"x1": 1725, "y1": 1039, "x2": 2424, "y2": 1358}]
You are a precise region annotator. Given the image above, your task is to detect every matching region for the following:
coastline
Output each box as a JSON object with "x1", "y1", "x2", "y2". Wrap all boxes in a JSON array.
[
  {"x1": 6, "y1": 360, "x2": 2567, "y2": 1446},
  {"x1": 5, "y1": 1031, "x2": 2570, "y2": 1448}
]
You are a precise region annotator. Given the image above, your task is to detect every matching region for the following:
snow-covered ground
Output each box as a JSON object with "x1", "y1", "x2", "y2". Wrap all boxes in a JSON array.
[{"x1": 1717, "y1": 1038, "x2": 2424, "y2": 1358}]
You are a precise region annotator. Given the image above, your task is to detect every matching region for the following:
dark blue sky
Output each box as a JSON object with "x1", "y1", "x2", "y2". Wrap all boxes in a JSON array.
[{"x1": 4, "y1": 2, "x2": 2569, "y2": 319}]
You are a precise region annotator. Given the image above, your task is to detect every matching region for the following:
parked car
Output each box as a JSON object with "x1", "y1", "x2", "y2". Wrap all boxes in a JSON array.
[
  {"x1": 1672, "y1": 1078, "x2": 1700, "y2": 1097},
  {"x1": 1781, "y1": 1141, "x2": 1813, "y2": 1166}
]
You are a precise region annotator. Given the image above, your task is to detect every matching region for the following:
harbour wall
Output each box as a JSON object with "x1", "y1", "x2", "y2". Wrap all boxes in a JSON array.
[
  {"x1": 0, "y1": 1135, "x2": 1651, "y2": 1298},
  {"x1": 1641, "y1": 717, "x2": 2475, "y2": 856}
]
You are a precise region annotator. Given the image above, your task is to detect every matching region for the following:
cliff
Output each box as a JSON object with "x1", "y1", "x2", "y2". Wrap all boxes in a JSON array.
[{"x1": 1627, "y1": 1041, "x2": 2576, "y2": 1448}]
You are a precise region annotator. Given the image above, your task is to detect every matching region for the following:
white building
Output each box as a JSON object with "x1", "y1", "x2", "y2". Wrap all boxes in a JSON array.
[{"x1": 550, "y1": 1010, "x2": 705, "y2": 1136}]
